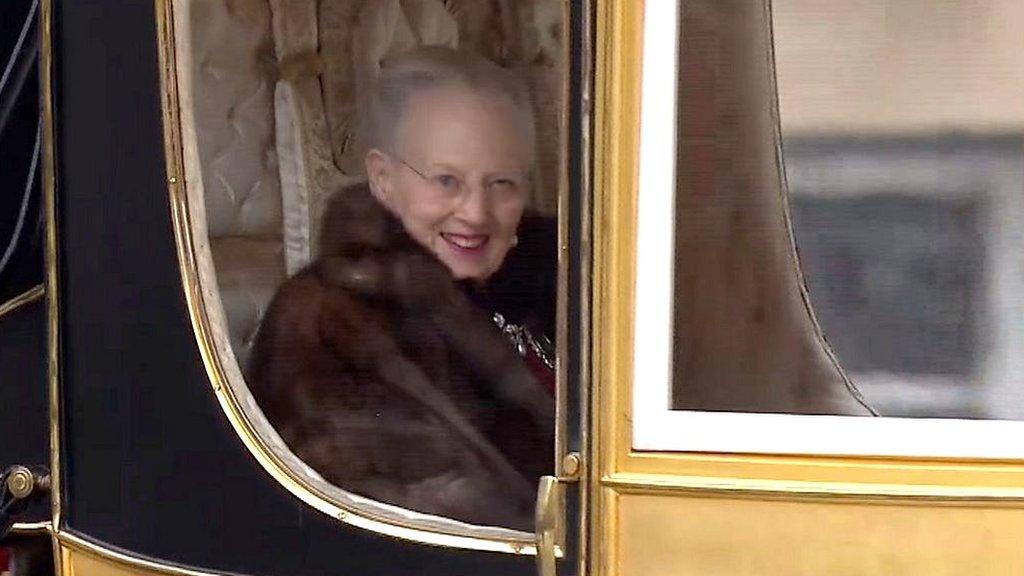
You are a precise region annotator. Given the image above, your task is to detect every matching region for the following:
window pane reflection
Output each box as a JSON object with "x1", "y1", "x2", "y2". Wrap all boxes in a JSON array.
[
  {"x1": 775, "y1": 0, "x2": 1024, "y2": 419},
  {"x1": 669, "y1": 0, "x2": 1024, "y2": 419}
]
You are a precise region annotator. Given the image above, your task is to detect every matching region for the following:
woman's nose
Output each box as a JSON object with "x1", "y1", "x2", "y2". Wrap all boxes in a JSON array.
[{"x1": 455, "y1": 184, "x2": 491, "y2": 225}]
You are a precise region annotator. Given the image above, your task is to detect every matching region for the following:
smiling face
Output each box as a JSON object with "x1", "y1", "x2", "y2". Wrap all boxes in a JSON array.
[{"x1": 365, "y1": 86, "x2": 533, "y2": 282}]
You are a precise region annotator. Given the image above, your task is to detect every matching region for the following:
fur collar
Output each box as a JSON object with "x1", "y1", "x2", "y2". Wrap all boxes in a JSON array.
[{"x1": 322, "y1": 182, "x2": 558, "y2": 337}]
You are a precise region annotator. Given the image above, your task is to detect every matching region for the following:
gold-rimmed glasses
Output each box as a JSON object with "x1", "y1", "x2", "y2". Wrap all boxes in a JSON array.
[{"x1": 388, "y1": 152, "x2": 528, "y2": 205}]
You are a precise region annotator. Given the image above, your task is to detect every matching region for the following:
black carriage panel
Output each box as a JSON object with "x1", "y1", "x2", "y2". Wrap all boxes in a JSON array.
[
  {"x1": 50, "y1": 2, "x2": 539, "y2": 574},
  {"x1": 1, "y1": 0, "x2": 48, "y2": 530}
]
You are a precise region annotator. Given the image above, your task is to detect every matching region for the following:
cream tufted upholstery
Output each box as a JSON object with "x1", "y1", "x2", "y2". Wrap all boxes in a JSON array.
[
  {"x1": 189, "y1": 0, "x2": 563, "y2": 364},
  {"x1": 189, "y1": 0, "x2": 283, "y2": 367},
  {"x1": 191, "y1": 1, "x2": 280, "y2": 239}
]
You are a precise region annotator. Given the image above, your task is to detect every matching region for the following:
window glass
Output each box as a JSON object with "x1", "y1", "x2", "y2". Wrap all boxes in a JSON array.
[
  {"x1": 667, "y1": 0, "x2": 1024, "y2": 419},
  {"x1": 775, "y1": 0, "x2": 1024, "y2": 420},
  {"x1": 179, "y1": 0, "x2": 565, "y2": 533},
  {"x1": 666, "y1": 0, "x2": 869, "y2": 416},
  {"x1": 634, "y1": 0, "x2": 1024, "y2": 456}
]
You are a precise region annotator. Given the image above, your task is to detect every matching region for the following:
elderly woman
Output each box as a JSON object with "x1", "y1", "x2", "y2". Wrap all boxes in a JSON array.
[{"x1": 248, "y1": 47, "x2": 555, "y2": 530}]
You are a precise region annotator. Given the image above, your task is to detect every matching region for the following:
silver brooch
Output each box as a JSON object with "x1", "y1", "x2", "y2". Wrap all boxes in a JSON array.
[{"x1": 493, "y1": 312, "x2": 555, "y2": 370}]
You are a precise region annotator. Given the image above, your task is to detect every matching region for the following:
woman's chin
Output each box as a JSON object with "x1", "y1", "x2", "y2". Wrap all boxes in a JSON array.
[
  {"x1": 437, "y1": 245, "x2": 498, "y2": 282},
  {"x1": 447, "y1": 265, "x2": 489, "y2": 283},
  {"x1": 441, "y1": 257, "x2": 493, "y2": 283}
]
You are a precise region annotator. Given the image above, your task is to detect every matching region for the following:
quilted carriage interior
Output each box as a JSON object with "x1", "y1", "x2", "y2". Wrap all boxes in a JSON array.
[{"x1": 187, "y1": 0, "x2": 564, "y2": 366}]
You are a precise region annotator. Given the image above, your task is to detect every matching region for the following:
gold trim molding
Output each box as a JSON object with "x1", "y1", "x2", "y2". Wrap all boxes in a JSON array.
[
  {"x1": 602, "y1": 472, "x2": 1024, "y2": 503},
  {"x1": 0, "y1": 284, "x2": 44, "y2": 319},
  {"x1": 9, "y1": 520, "x2": 51, "y2": 535},
  {"x1": 56, "y1": 531, "x2": 228, "y2": 576},
  {"x1": 40, "y1": 1, "x2": 66, "y2": 574},
  {"x1": 589, "y1": 1, "x2": 644, "y2": 574},
  {"x1": 40, "y1": 0, "x2": 62, "y2": 542},
  {"x1": 572, "y1": 1, "x2": 596, "y2": 574}
]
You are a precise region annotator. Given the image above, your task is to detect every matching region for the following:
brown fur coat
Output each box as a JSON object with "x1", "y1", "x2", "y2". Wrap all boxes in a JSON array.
[{"x1": 247, "y1": 184, "x2": 556, "y2": 530}]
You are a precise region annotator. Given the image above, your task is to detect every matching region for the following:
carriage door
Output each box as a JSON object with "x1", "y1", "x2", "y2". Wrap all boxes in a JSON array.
[
  {"x1": 44, "y1": 0, "x2": 586, "y2": 575},
  {"x1": 587, "y1": 0, "x2": 1024, "y2": 574}
]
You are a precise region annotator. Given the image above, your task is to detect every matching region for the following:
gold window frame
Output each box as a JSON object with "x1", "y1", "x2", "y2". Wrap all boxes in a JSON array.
[
  {"x1": 588, "y1": 0, "x2": 1024, "y2": 573},
  {"x1": 625, "y1": 0, "x2": 1024, "y2": 460},
  {"x1": 153, "y1": 0, "x2": 575, "y2": 555}
]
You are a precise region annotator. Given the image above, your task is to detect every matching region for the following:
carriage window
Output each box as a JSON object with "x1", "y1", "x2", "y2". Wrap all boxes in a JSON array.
[
  {"x1": 775, "y1": 2, "x2": 1024, "y2": 420},
  {"x1": 632, "y1": 0, "x2": 1024, "y2": 457},
  {"x1": 171, "y1": 0, "x2": 565, "y2": 539}
]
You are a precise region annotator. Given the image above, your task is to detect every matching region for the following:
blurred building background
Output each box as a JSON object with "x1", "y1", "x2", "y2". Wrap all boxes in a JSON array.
[{"x1": 773, "y1": 0, "x2": 1024, "y2": 418}]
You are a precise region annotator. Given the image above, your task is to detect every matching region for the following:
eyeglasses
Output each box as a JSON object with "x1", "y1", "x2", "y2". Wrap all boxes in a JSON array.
[{"x1": 389, "y1": 153, "x2": 526, "y2": 204}]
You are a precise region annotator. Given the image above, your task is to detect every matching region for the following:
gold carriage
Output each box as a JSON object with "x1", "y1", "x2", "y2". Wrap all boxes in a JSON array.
[{"x1": 3, "y1": 0, "x2": 1024, "y2": 574}]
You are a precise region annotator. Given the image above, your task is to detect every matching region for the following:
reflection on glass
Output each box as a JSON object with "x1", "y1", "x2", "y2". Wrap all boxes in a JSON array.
[
  {"x1": 784, "y1": 140, "x2": 1023, "y2": 419},
  {"x1": 190, "y1": 0, "x2": 563, "y2": 531},
  {"x1": 668, "y1": 0, "x2": 1024, "y2": 420},
  {"x1": 669, "y1": 0, "x2": 870, "y2": 415},
  {"x1": 789, "y1": 187, "x2": 980, "y2": 417},
  {"x1": 774, "y1": 2, "x2": 1024, "y2": 420},
  {"x1": 775, "y1": 0, "x2": 1024, "y2": 419}
]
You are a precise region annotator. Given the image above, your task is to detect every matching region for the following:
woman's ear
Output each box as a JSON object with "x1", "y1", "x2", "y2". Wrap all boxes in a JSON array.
[{"x1": 365, "y1": 149, "x2": 393, "y2": 209}]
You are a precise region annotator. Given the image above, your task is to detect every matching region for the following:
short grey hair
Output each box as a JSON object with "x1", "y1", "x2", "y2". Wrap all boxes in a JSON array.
[{"x1": 360, "y1": 46, "x2": 537, "y2": 166}]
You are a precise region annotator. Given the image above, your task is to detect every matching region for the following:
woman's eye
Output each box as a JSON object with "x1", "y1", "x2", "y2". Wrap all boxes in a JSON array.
[
  {"x1": 491, "y1": 178, "x2": 521, "y2": 197},
  {"x1": 433, "y1": 174, "x2": 461, "y2": 192}
]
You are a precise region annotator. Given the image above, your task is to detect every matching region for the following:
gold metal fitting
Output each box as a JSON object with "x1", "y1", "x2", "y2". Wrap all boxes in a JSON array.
[
  {"x1": 35, "y1": 473, "x2": 51, "y2": 493},
  {"x1": 559, "y1": 452, "x2": 583, "y2": 482},
  {"x1": 7, "y1": 466, "x2": 35, "y2": 499}
]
